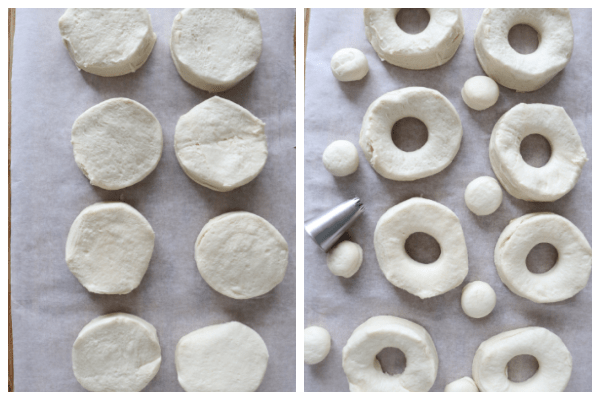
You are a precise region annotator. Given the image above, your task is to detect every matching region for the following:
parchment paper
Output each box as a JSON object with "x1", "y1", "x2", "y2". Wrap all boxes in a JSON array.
[
  {"x1": 304, "y1": 9, "x2": 591, "y2": 392},
  {"x1": 11, "y1": 8, "x2": 296, "y2": 392}
]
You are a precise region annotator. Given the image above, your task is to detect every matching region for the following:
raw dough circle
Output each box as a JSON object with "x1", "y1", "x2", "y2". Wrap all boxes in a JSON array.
[
  {"x1": 195, "y1": 211, "x2": 288, "y2": 299},
  {"x1": 461, "y1": 76, "x2": 499, "y2": 111},
  {"x1": 330, "y1": 48, "x2": 369, "y2": 81},
  {"x1": 445, "y1": 376, "x2": 479, "y2": 392},
  {"x1": 495, "y1": 212, "x2": 591, "y2": 303},
  {"x1": 170, "y1": 8, "x2": 262, "y2": 92},
  {"x1": 66, "y1": 202, "x2": 155, "y2": 295},
  {"x1": 72, "y1": 313, "x2": 161, "y2": 392},
  {"x1": 327, "y1": 240, "x2": 363, "y2": 278},
  {"x1": 174, "y1": 96, "x2": 267, "y2": 192},
  {"x1": 359, "y1": 87, "x2": 463, "y2": 181},
  {"x1": 364, "y1": 9, "x2": 464, "y2": 70},
  {"x1": 342, "y1": 315, "x2": 438, "y2": 392},
  {"x1": 474, "y1": 8, "x2": 573, "y2": 92},
  {"x1": 472, "y1": 327, "x2": 572, "y2": 391},
  {"x1": 490, "y1": 103, "x2": 587, "y2": 202},
  {"x1": 72, "y1": 98, "x2": 163, "y2": 190},
  {"x1": 304, "y1": 326, "x2": 331, "y2": 364},
  {"x1": 464, "y1": 176, "x2": 503, "y2": 216},
  {"x1": 175, "y1": 321, "x2": 269, "y2": 392},
  {"x1": 461, "y1": 281, "x2": 496, "y2": 318},
  {"x1": 322, "y1": 140, "x2": 359, "y2": 177},
  {"x1": 58, "y1": 8, "x2": 157, "y2": 77},
  {"x1": 374, "y1": 198, "x2": 468, "y2": 299}
]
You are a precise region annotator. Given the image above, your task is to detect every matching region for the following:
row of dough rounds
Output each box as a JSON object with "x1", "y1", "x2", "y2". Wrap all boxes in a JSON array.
[{"x1": 58, "y1": 8, "x2": 262, "y2": 92}]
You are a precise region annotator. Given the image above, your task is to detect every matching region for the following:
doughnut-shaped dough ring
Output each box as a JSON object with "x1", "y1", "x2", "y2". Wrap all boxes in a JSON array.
[
  {"x1": 359, "y1": 87, "x2": 463, "y2": 181},
  {"x1": 364, "y1": 9, "x2": 464, "y2": 70},
  {"x1": 489, "y1": 103, "x2": 587, "y2": 202},
  {"x1": 495, "y1": 212, "x2": 591, "y2": 303},
  {"x1": 472, "y1": 327, "x2": 572, "y2": 391},
  {"x1": 374, "y1": 198, "x2": 468, "y2": 298},
  {"x1": 343, "y1": 316, "x2": 438, "y2": 392},
  {"x1": 474, "y1": 9, "x2": 573, "y2": 92}
]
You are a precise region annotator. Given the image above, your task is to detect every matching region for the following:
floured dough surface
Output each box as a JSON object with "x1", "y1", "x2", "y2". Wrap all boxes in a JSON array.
[
  {"x1": 58, "y1": 8, "x2": 157, "y2": 77},
  {"x1": 71, "y1": 98, "x2": 163, "y2": 190},
  {"x1": 195, "y1": 211, "x2": 288, "y2": 299},
  {"x1": 175, "y1": 321, "x2": 269, "y2": 392},
  {"x1": 174, "y1": 96, "x2": 267, "y2": 192},
  {"x1": 72, "y1": 313, "x2": 161, "y2": 392},
  {"x1": 330, "y1": 48, "x2": 369, "y2": 81},
  {"x1": 65, "y1": 202, "x2": 155, "y2": 295},
  {"x1": 170, "y1": 8, "x2": 262, "y2": 92}
]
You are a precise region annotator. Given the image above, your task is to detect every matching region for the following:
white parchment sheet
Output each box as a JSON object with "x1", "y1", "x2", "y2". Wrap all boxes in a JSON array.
[
  {"x1": 304, "y1": 9, "x2": 591, "y2": 392},
  {"x1": 11, "y1": 8, "x2": 296, "y2": 391}
]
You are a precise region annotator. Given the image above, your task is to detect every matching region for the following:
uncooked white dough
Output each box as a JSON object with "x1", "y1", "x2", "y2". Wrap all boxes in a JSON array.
[
  {"x1": 72, "y1": 313, "x2": 161, "y2": 392},
  {"x1": 490, "y1": 103, "x2": 587, "y2": 202},
  {"x1": 170, "y1": 8, "x2": 262, "y2": 92},
  {"x1": 461, "y1": 76, "x2": 499, "y2": 110},
  {"x1": 474, "y1": 8, "x2": 573, "y2": 92},
  {"x1": 322, "y1": 140, "x2": 359, "y2": 177},
  {"x1": 495, "y1": 212, "x2": 591, "y2": 303},
  {"x1": 464, "y1": 176, "x2": 503, "y2": 216},
  {"x1": 364, "y1": 9, "x2": 464, "y2": 70},
  {"x1": 304, "y1": 326, "x2": 331, "y2": 364},
  {"x1": 71, "y1": 98, "x2": 163, "y2": 190},
  {"x1": 444, "y1": 376, "x2": 479, "y2": 392},
  {"x1": 327, "y1": 240, "x2": 363, "y2": 278},
  {"x1": 176, "y1": 321, "x2": 269, "y2": 392},
  {"x1": 65, "y1": 202, "x2": 155, "y2": 295},
  {"x1": 330, "y1": 48, "x2": 369, "y2": 81},
  {"x1": 58, "y1": 9, "x2": 157, "y2": 77},
  {"x1": 343, "y1": 315, "x2": 438, "y2": 392},
  {"x1": 359, "y1": 87, "x2": 463, "y2": 181},
  {"x1": 374, "y1": 198, "x2": 468, "y2": 299},
  {"x1": 174, "y1": 96, "x2": 267, "y2": 192},
  {"x1": 472, "y1": 327, "x2": 572, "y2": 391},
  {"x1": 195, "y1": 211, "x2": 288, "y2": 299},
  {"x1": 461, "y1": 281, "x2": 496, "y2": 318}
]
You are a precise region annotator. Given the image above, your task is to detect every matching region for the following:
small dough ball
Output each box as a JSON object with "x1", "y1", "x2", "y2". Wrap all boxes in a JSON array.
[
  {"x1": 461, "y1": 76, "x2": 499, "y2": 111},
  {"x1": 465, "y1": 176, "x2": 503, "y2": 216},
  {"x1": 327, "y1": 241, "x2": 363, "y2": 278},
  {"x1": 445, "y1": 376, "x2": 479, "y2": 392},
  {"x1": 461, "y1": 281, "x2": 496, "y2": 318},
  {"x1": 330, "y1": 48, "x2": 369, "y2": 82},
  {"x1": 322, "y1": 140, "x2": 359, "y2": 177},
  {"x1": 304, "y1": 326, "x2": 331, "y2": 365}
]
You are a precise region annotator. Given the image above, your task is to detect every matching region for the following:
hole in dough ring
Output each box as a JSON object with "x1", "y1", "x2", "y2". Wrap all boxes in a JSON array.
[
  {"x1": 359, "y1": 87, "x2": 463, "y2": 181},
  {"x1": 374, "y1": 198, "x2": 468, "y2": 299},
  {"x1": 494, "y1": 212, "x2": 591, "y2": 303},
  {"x1": 489, "y1": 103, "x2": 587, "y2": 202},
  {"x1": 472, "y1": 327, "x2": 572, "y2": 392},
  {"x1": 474, "y1": 8, "x2": 573, "y2": 92},
  {"x1": 342, "y1": 315, "x2": 438, "y2": 392},
  {"x1": 363, "y1": 8, "x2": 464, "y2": 70}
]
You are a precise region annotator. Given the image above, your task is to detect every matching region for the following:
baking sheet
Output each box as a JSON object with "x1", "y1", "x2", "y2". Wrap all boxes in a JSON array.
[
  {"x1": 10, "y1": 8, "x2": 296, "y2": 392},
  {"x1": 304, "y1": 8, "x2": 591, "y2": 392}
]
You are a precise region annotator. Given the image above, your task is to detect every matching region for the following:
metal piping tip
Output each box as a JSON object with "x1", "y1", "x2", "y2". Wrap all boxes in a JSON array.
[{"x1": 304, "y1": 197, "x2": 364, "y2": 252}]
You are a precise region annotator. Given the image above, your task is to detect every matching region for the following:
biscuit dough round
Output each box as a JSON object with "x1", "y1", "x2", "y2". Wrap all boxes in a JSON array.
[
  {"x1": 461, "y1": 281, "x2": 496, "y2": 318},
  {"x1": 495, "y1": 212, "x2": 591, "y2": 303},
  {"x1": 327, "y1": 240, "x2": 363, "y2": 278},
  {"x1": 174, "y1": 96, "x2": 267, "y2": 192},
  {"x1": 461, "y1": 76, "x2": 499, "y2": 110},
  {"x1": 330, "y1": 48, "x2": 369, "y2": 81},
  {"x1": 359, "y1": 87, "x2": 463, "y2": 181},
  {"x1": 304, "y1": 326, "x2": 331, "y2": 365},
  {"x1": 444, "y1": 376, "x2": 479, "y2": 392},
  {"x1": 72, "y1": 98, "x2": 163, "y2": 190},
  {"x1": 58, "y1": 8, "x2": 157, "y2": 77},
  {"x1": 195, "y1": 211, "x2": 288, "y2": 299},
  {"x1": 66, "y1": 202, "x2": 155, "y2": 295},
  {"x1": 374, "y1": 198, "x2": 468, "y2": 299},
  {"x1": 343, "y1": 315, "x2": 438, "y2": 392},
  {"x1": 472, "y1": 327, "x2": 572, "y2": 391},
  {"x1": 364, "y1": 9, "x2": 464, "y2": 70},
  {"x1": 474, "y1": 8, "x2": 573, "y2": 92},
  {"x1": 490, "y1": 103, "x2": 587, "y2": 202},
  {"x1": 464, "y1": 176, "x2": 503, "y2": 216},
  {"x1": 72, "y1": 313, "x2": 161, "y2": 392},
  {"x1": 175, "y1": 321, "x2": 268, "y2": 392},
  {"x1": 170, "y1": 8, "x2": 262, "y2": 92},
  {"x1": 322, "y1": 140, "x2": 359, "y2": 177}
]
